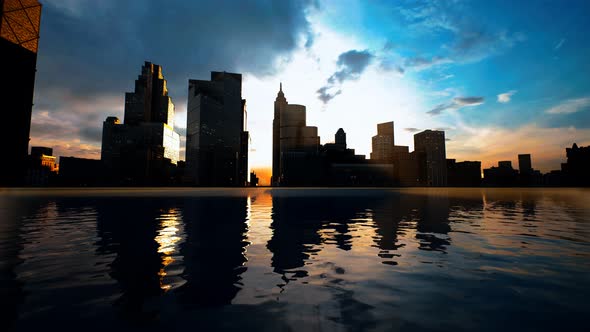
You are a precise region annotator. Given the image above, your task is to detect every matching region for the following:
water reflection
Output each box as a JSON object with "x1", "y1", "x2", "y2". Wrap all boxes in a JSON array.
[{"x1": 0, "y1": 188, "x2": 588, "y2": 331}]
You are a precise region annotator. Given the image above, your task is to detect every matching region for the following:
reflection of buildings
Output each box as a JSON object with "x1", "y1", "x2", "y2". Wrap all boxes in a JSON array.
[
  {"x1": 272, "y1": 84, "x2": 322, "y2": 186},
  {"x1": 101, "y1": 62, "x2": 181, "y2": 185},
  {"x1": 186, "y1": 72, "x2": 249, "y2": 186},
  {"x1": 95, "y1": 198, "x2": 165, "y2": 321},
  {"x1": 178, "y1": 197, "x2": 248, "y2": 306},
  {"x1": 1, "y1": 0, "x2": 42, "y2": 186}
]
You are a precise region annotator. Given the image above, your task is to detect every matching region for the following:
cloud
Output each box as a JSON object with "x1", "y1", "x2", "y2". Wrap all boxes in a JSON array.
[
  {"x1": 317, "y1": 49, "x2": 374, "y2": 103},
  {"x1": 554, "y1": 38, "x2": 566, "y2": 51},
  {"x1": 393, "y1": 1, "x2": 525, "y2": 71},
  {"x1": 404, "y1": 127, "x2": 421, "y2": 133},
  {"x1": 497, "y1": 90, "x2": 517, "y2": 103},
  {"x1": 427, "y1": 97, "x2": 484, "y2": 115},
  {"x1": 36, "y1": 0, "x2": 318, "y2": 106},
  {"x1": 545, "y1": 97, "x2": 590, "y2": 114}
]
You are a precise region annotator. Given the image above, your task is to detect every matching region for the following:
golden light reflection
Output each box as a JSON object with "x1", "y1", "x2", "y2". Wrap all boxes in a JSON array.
[{"x1": 154, "y1": 208, "x2": 184, "y2": 292}]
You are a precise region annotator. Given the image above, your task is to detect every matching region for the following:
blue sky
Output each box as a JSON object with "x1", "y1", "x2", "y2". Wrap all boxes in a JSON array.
[{"x1": 30, "y1": 0, "x2": 590, "y2": 178}]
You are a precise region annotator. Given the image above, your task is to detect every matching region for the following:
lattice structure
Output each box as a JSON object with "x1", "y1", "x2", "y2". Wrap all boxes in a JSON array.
[{"x1": 0, "y1": 0, "x2": 41, "y2": 53}]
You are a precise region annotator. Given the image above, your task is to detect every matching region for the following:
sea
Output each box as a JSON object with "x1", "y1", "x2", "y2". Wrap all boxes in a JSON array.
[{"x1": 1, "y1": 187, "x2": 589, "y2": 331}]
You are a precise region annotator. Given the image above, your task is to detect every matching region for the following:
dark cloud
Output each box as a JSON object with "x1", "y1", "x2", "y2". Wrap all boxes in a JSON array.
[
  {"x1": 404, "y1": 127, "x2": 421, "y2": 133},
  {"x1": 317, "y1": 49, "x2": 374, "y2": 104},
  {"x1": 427, "y1": 96, "x2": 484, "y2": 115},
  {"x1": 36, "y1": 0, "x2": 318, "y2": 108},
  {"x1": 79, "y1": 127, "x2": 103, "y2": 143}
]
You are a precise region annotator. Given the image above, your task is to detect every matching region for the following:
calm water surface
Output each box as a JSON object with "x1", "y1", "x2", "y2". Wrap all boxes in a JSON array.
[{"x1": 1, "y1": 188, "x2": 589, "y2": 331}]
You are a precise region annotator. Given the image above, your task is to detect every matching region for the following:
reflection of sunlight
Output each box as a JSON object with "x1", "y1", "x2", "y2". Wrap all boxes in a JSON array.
[{"x1": 155, "y1": 208, "x2": 185, "y2": 291}]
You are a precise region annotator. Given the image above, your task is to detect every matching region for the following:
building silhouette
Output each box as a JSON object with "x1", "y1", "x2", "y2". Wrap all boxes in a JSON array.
[
  {"x1": 561, "y1": 143, "x2": 590, "y2": 186},
  {"x1": 370, "y1": 122, "x2": 395, "y2": 162},
  {"x1": 26, "y1": 146, "x2": 57, "y2": 186},
  {"x1": 447, "y1": 159, "x2": 481, "y2": 187},
  {"x1": 186, "y1": 72, "x2": 248, "y2": 186},
  {"x1": 414, "y1": 130, "x2": 447, "y2": 186},
  {"x1": 483, "y1": 160, "x2": 518, "y2": 186},
  {"x1": 101, "y1": 62, "x2": 181, "y2": 185},
  {"x1": 58, "y1": 156, "x2": 103, "y2": 186},
  {"x1": 518, "y1": 154, "x2": 532, "y2": 175},
  {"x1": 0, "y1": 0, "x2": 42, "y2": 186},
  {"x1": 271, "y1": 84, "x2": 321, "y2": 186}
]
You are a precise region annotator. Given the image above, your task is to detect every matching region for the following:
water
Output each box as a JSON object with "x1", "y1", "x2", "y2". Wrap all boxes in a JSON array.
[{"x1": 1, "y1": 188, "x2": 589, "y2": 331}]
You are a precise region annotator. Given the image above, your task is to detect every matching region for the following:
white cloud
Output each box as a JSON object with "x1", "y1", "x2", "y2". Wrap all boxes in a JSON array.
[
  {"x1": 497, "y1": 90, "x2": 517, "y2": 103},
  {"x1": 545, "y1": 97, "x2": 590, "y2": 114}
]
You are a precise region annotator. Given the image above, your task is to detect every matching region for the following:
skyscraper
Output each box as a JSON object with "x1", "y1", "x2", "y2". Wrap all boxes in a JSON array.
[
  {"x1": 518, "y1": 154, "x2": 532, "y2": 175},
  {"x1": 101, "y1": 62, "x2": 180, "y2": 184},
  {"x1": 186, "y1": 71, "x2": 248, "y2": 186},
  {"x1": 1, "y1": 0, "x2": 42, "y2": 186},
  {"x1": 414, "y1": 130, "x2": 447, "y2": 186},
  {"x1": 371, "y1": 122, "x2": 395, "y2": 162},
  {"x1": 271, "y1": 84, "x2": 321, "y2": 186}
]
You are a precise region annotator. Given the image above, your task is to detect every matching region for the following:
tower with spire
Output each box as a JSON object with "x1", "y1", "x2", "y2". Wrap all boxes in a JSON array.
[{"x1": 272, "y1": 82, "x2": 288, "y2": 185}]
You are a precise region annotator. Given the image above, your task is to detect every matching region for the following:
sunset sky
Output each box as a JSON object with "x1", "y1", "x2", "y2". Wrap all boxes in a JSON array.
[{"x1": 31, "y1": 0, "x2": 590, "y2": 183}]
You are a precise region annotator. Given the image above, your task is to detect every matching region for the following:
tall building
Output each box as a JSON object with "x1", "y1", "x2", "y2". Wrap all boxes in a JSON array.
[
  {"x1": 414, "y1": 130, "x2": 447, "y2": 186},
  {"x1": 101, "y1": 62, "x2": 180, "y2": 184},
  {"x1": 1, "y1": 0, "x2": 42, "y2": 186},
  {"x1": 561, "y1": 143, "x2": 590, "y2": 186},
  {"x1": 271, "y1": 84, "x2": 321, "y2": 186},
  {"x1": 518, "y1": 154, "x2": 532, "y2": 174},
  {"x1": 335, "y1": 128, "x2": 346, "y2": 149},
  {"x1": 186, "y1": 71, "x2": 248, "y2": 186},
  {"x1": 371, "y1": 122, "x2": 395, "y2": 162}
]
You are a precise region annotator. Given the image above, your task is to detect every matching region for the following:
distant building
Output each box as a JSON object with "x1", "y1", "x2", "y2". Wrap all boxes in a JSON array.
[
  {"x1": 249, "y1": 171, "x2": 259, "y2": 187},
  {"x1": 270, "y1": 84, "x2": 321, "y2": 186},
  {"x1": 518, "y1": 154, "x2": 532, "y2": 175},
  {"x1": 1, "y1": 0, "x2": 42, "y2": 186},
  {"x1": 414, "y1": 130, "x2": 447, "y2": 186},
  {"x1": 447, "y1": 159, "x2": 481, "y2": 187},
  {"x1": 397, "y1": 151, "x2": 426, "y2": 186},
  {"x1": 101, "y1": 62, "x2": 181, "y2": 185},
  {"x1": 58, "y1": 157, "x2": 103, "y2": 186},
  {"x1": 371, "y1": 122, "x2": 395, "y2": 162},
  {"x1": 186, "y1": 71, "x2": 248, "y2": 186},
  {"x1": 26, "y1": 146, "x2": 58, "y2": 186},
  {"x1": 483, "y1": 161, "x2": 518, "y2": 186}
]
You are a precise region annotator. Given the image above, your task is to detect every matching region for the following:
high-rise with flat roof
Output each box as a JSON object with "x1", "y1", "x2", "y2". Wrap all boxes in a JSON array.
[
  {"x1": 1, "y1": 0, "x2": 42, "y2": 186},
  {"x1": 371, "y1": 122, "x2": 395, "y2": 162},
  {"x1": 186, "y1": 71, "x2": 248, "y2": 186},
  {"x1": 414, "y1": 130, "x2": 447, "y2": 186},
  {"x1": 518, "y1": 154, "x2": 532, "y2": 174}
]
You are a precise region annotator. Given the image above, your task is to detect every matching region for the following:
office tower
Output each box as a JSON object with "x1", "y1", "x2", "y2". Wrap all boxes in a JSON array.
[
  {"x1": 561, "y1": 143, "x2": 590, "y2": 186},
  {"x1": 272, "y1": 83, "x2": 288, "y2": 186},
  {"x1": 518, "y1": 154, "x2": 532, "y2": 174},
  {"x1": 371, "y1": 122, "x2": 395, "y2": 162},
  {"x1": 186, "y1": 71, "x2": 248, "y2": 186},
  {"x1": 1, "y1": 0, "x2": 42, "y2": 186},
  {"x1": 101, "y1": 62, "x2": 180, "y2": 184},
  {"x1": 270, "y1": 85, "x2": 321, "y2": 186},
  {"x1": 414, "y1": 130, "x2": 447, "y2": 186}
]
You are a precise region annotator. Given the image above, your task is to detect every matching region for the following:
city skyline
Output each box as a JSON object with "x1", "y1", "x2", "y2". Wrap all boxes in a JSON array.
[{"x1": 27, "y1": 1, "x2": 590, "y2": 180}]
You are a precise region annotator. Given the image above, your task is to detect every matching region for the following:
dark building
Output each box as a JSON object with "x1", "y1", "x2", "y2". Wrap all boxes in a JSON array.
[
  {"x1": 447, "y1": 159, "x2": 481, "y2": 187},
  {"x1": 186, "y1": 71, "x2": 248, "y2": 186},
  {"x1": 58, "y1": 156, "x2": 103, "y2": 186},
  {"x1": 0, "y1": 0, "x2": 42, "y2": 186},
  {"x1": 561, "y1": 143, "x2": 590, "y2": 186},
  {"x1": 483, "y1": 160, "x2": 519, "y2": 186},
  {"x1": 518, "y1": 154, "x2": 532, "y2": 175},
  {"x1": 249, "y1": 171, "x2": 259, "y2": 187},
  {"x1": 271, "y1": 84, "x2": 321, "y2": 186},
  {"x1": 371, "y1": 122, "x2": 395, "y2": 162},
  {"x1": 414, "y1": 130, "x2": 447, "y2": 186},
  {"x1": 101, "y1": 62, "x2": 181, "y2": 185},
  {"x1": 26, "y1": 146, "x2": 57, "y2": 186}
]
